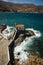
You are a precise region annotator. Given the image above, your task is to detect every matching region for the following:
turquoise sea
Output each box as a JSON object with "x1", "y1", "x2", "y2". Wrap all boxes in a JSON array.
[
  {"x1": 0, "y1": 12, "x2": 43, "y2": 32},
  {"x1": 0, "y1": 12, "x2": 43, "y2": 58}
]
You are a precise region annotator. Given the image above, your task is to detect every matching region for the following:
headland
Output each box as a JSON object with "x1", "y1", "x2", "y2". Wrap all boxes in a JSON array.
[{"x1": 0, "y1": 24, "x2": 43, "y2": 65}]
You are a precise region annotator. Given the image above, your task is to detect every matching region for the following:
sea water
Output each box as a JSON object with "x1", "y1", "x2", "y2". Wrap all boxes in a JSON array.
[
  {"x1": 0, "y1": 12, "x2": 43, "y2": 63},
  {"x1": 0, "y1": 12, "x2": 43, "y2": 32}
]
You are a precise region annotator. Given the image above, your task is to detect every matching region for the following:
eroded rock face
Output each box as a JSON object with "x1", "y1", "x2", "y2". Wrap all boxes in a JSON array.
[{"x1": 28, "y1": 30, "x2": 35, "y2": 36}]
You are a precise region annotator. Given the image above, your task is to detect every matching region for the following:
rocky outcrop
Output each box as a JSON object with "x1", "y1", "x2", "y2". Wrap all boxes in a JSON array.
[
  {"x1": 0, "y1": 24, "x2": 7, "y2": 33},
  {"x1": 13, "y1": 56, "x2": 43, "y2": 65},
  {"x1": 21, "y1": 56, "x2": 43, "y2": 65}
]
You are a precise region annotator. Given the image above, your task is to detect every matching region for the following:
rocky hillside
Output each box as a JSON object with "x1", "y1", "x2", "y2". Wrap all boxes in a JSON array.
[
  {"x1": 14, "y1": 56, "x2": 43, "y2": 65},
  {"x1": 0, "y1": 1, "x2": 43, "y2": 13}
]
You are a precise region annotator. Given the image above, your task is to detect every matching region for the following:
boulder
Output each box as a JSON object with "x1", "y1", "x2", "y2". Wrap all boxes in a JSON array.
[{"x1": 0, "y1": 24, "x2": 7, "y2": 33}]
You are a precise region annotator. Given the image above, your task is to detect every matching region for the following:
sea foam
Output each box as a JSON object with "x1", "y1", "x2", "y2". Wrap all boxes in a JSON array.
[
  {"x1": 14, "y1": 28, "x2": 41, "y2": 64},
  {"x1": 2, "y1": 25, "x2": 14, "y2": 39}
]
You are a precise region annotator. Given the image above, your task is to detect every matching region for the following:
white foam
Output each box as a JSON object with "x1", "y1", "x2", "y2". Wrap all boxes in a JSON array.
[
  {"x1": 14, "y1": 28, "x2": 41, "y2": 64},
  {"x1": 14, "y1": 37, "x2": 35, "y2": 64},
  {"x1": 2, "y1": 26, "x2": 14, "y2": 39},
  {"x1": 26, "y1": 28, "x2": 41, "y2": 37}
]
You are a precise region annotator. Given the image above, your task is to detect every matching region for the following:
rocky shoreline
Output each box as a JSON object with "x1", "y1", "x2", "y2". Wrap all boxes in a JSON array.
[{"x1": 0, "y1": 24, "x2": 43, "y2": 65}]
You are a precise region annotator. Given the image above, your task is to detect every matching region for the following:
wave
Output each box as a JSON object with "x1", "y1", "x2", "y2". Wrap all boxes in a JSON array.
[
  {"x1": 14, "y1": 28, "x2": 41, "y2": 64},
  {"x1": 26, "y1": 28, "x2": 41, "y2": 37},
  {"x1": 14, "y1": 37, "x2": 34, "y2": 64},
  {"x1": 2, "y1": 25, "x2": 14, "y2": 39}
]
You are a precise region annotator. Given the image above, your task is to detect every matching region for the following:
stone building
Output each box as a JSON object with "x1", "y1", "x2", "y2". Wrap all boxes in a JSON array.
[{"x1": 16, "y1": 24, "x2": 24, "y2": 30}]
